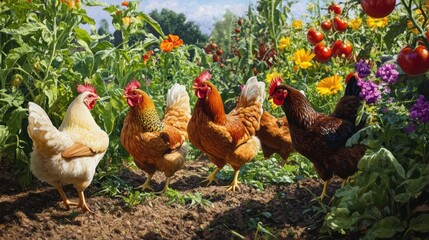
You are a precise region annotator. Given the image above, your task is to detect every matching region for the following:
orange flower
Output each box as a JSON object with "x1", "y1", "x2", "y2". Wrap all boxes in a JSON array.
[
  {"x1": 160, "y1": 34, "x2": 184, "y2": 52},
  {"x1": 121, "y1": 1, "x2": 129, "y2": 7},
  {"x1": 143, "y1": 50, "x2": 153, "y2": 64}
]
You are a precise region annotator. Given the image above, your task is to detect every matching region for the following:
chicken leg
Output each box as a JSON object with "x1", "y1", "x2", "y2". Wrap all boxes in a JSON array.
[
  {"x1": 136, "y1": 173, "x2": 154, "y2": 191},
  {"x1": 319, "y1": 180, "x2": 329, "y2": 201},
  {"x1": 226, "y1": 170, "x2": 241, "y2": 192},
  {"x1": 55, "y1": 185, "x2": 77, "y2": 210},
  {"x1": 159, "y1": 177, "x2": 171, "y2": 193},
  {"x1": 77, "y1": 190, "x2": 93, "y2": 213},
  {"x1": 201, "y1": 167, "x2": 221, "y2": 186}
]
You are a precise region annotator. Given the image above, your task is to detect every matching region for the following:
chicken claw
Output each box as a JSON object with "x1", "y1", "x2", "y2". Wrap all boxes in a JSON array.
[
  {"x1": 136, "y1": 174, "x2": 154, "y2": 192},
  {"x1": 77, "y1": 190, "x2": 94, "y2": 213},
  {"x1": 55, "y1": 186, "x2": 78, "y2": 210},
  {"x1": 311, "y1": 180, "x2": 330, "y2": 202},
  {"x1": 226, "y1": 170, "x2": 241, "y2": 192},
  {"x1": 201, "y1": 167, "x2": 221, "y2": 186},
  {"x1": 157, "y1": 177, "x2": 171, "y2": 194}
]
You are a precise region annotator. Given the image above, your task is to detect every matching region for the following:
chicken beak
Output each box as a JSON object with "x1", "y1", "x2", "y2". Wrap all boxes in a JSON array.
[
  {"x1": 122, "y1": 94, "x2": 128, "y2": 100},
  {"x1": 190, "y1": 85, "x2": 197, "y2": 90}
]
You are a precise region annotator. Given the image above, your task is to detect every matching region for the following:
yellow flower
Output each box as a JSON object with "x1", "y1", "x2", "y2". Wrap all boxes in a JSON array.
[
  {"x1": 349, "y1": 18, "x2": 362, "y2": 30},
  {"x1": 160, "y1": 34, "x2": 184, "y2": 52},
  {"x1": 292, "y1": 49, "x2": 315, "y2": 70},
  {"x1": 292, "y1": 20, "x2": 303, "y2": 30},
  {"x1": 316, "y1": 75, "x2": 343, "y2": 96},
  {"x1": 366, "y1": 17, "x2": 388, "y2": 29},
  {"x1": 265, "y1": 71, "x2": 282, "y2": 85},
  {"x1": 278, "y1": 37, "x2": 291, "y2": 50},
  {"x1": 407, "y1": 20, "x2": 420, "y2": 34},
  {"x1": 269, "y1": 98, "x2": 278, "y2": 109},
  {"x1": 122, "y1": 16, "x2": 132, "y2": 26}
]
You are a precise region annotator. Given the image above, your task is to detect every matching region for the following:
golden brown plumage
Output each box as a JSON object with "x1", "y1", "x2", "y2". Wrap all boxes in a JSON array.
[
  {"x1": 256, "y1": 111, "x2": 294, "y2": 161},
  {"x1": 121, "y1": 81, "x2": 190, "y2": 192},
  {"x1": 187, "y1": 71, "x2": 265, "y2": 191},
  {"x1": 270, "y1": 75, "x2": 366, "y2": 200},
  {"x1": 28, "y1": 84, "x2": 109, "y2": 212}
]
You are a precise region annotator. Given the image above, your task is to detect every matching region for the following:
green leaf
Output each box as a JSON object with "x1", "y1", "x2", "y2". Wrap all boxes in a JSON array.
[
  {"x1": 7, "y1": 106, "x2": 27, "y2": 133},
  {"x1": 384, "y1": 18, "x2": 407, "y2": 50},
  {"x1": 394, "y1": 192, "x2": 411, "y2": 203},
  {"x1": 74, "y1": 27, "x2": 91, "y2": 45},
  {"x1": 408, "y1": 214, "x2": 429, "y2": 233},
  {"x1": 365, "y1": 216, "x2": 403, "y2": 240},
  {"x1": 138, "y1": 13, "x2": 164, "y2": 36}
]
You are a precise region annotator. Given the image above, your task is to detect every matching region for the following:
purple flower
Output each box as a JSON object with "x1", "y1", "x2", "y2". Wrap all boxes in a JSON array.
[
  {"x1": 354, "y1": 60, "x2": 371, "y2": 78},
  {"x1": 357, "y1": 78, "x2": 381, "y2": 104},
  {"x1": 376, "y1": 63, "x2": 399, "y2": 84},
  {"x1": 409, "y1": 95, "x2": 429, "y2": 123},
  {"x1": 404, "y1": 122, "x2": 417, "y2": 133}
]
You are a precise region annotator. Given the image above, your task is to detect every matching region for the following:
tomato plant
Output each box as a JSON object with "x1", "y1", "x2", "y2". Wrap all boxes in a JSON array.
[
  {"x1": 328, "y1": 3, "x2": 342, "y2": 15},
  {"x1": 397, "y1": 45, "x2": 429, "y2": 76},
  {"x1": 361, "y1": 0, "x2": 396, "y2": 18},
  {"x1": 332, "y1": 17, "x2": 347, "y2": 32},
  {"x1": 314, "y1": 43, "x2": 332, "y2": 63},
  {"x1": 307, "y1": 28, "x2": 324, "y2": 45},
  {"x1": 332, "y1": 40, "x2": 352, "y2": 58}
]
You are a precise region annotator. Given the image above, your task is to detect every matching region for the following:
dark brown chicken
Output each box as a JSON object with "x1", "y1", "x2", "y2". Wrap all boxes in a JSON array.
[
  {"x1": 269, "y1": 74, "x2": 366, "y2": 200},
  {"x1": 256, "y1": 111, "x2": 294, "y2": 161}
]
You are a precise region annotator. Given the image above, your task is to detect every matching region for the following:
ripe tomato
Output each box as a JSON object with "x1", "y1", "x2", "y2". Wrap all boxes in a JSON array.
[
  {"x1": 216, "y1": 49, "x2": 223, "y2": 56},
  {"x1": 212, "y1": 54, "x2": 220, "y2": 62},
  {"x1": 314, "y1": 43, "x2": 332, "y2": 63},
  {"x1": 235, "y1": 28, "x2": 241, "y2": 33},
  {"x1": 237, "y1": 18, "x2": 243, "y2": 26},
  {"x1": 333, "y1": 17, "x2": 348, "y2": 32},
  {"x1": 121, "y1": 1, "x2": 129, "y2": 7},
  {"x1": 397, "y1": 45, "x2": 429, "y2": 76},
  {"x1": 328, "y1": 3, "x2": 342, "y2": 15},
  {"x1": 332, "y1": 40, "x2": 352, "y2": 58},
  {"x1": 361, "y1": 0, "x2": 395, "y2": 18},
  {"x1": 321, "y1": 20, "x2": 332, "y2": 31},
  {"x1": 307, "y1": 28, "x2": 324, "y2": 45}
]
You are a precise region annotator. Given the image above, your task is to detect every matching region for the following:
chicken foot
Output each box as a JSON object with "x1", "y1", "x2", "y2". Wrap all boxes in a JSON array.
[
  {"x1": 157, "y1": 177, "x2": 171, "y2": 193},
  {"x1": 55, "y1": 186, "x2": 78, "y2": 210},
  {"x1": 201, "y1": 167, "x2": 221, "y2": 186},
  {"x1": 136, "y1": 173, "x2": 155, "y2": 191},
  {"x1": 77, "y1": 190, "x2": 93, "y2": 213},
  {"x1": 226, "y1": 170, "x2": 241, "y2": 192}
]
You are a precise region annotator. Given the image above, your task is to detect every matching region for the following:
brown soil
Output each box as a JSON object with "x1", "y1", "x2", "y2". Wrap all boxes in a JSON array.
[{"x1": 0, "y1": 159, "x2": 344, "y2": 240}]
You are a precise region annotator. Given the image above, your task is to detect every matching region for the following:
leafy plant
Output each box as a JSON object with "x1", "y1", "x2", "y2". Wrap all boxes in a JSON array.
[{"x1": 163, "y1": 188, "x2": 213, "y2": 208}]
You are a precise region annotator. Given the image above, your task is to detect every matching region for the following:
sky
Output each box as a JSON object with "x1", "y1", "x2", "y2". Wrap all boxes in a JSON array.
[{"x1": 84, "y1": 0, "x2": 309, "y2": 35}]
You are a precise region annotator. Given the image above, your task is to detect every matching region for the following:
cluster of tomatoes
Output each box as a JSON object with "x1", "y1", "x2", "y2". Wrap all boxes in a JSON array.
[
  {"x1": 60, "y1": 0, "x2": 81, "y2": 9},
  {"x1": 360, "y1": 0, "x2": 429, "y2": 76},
  {"x1": 307, "y1": 3, "x2": 352, "y2": 63},
  {"x1": 204, "y1": 42, "x2": 224, "y2": 67}
]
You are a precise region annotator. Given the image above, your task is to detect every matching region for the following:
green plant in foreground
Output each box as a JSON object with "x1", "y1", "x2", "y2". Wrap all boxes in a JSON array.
[{"x1": 163, "y1": 188, "x2": 213, "y2": 208}]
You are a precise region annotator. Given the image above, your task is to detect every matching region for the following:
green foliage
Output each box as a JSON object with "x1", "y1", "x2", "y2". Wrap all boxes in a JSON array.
[
  {"x1": 163, "y1": 188, "x2": 213, "y2": 208},
  {"x1": 122, "y1": 190, "x2": 155, "y2": 208}
]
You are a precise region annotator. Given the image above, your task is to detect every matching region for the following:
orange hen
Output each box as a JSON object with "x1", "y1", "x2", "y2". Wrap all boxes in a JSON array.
[
  {"x1": 187, "y1": 71, "x2": 265, "y2": 192},
  {"x1": 121, "y1": 81, "x2": 191, "y2": 192}
]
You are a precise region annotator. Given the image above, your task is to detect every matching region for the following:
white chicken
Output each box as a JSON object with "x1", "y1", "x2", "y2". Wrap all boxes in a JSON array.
[{"x1": 27, "y1": 83, "x2": 109, "y2": 212}]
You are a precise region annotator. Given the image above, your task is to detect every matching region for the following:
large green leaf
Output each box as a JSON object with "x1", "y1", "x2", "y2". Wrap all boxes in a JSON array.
[
  {"x1": 408, "y1": 214, "x2": 429, "y2": 233},
  {"x1": 74, "y1": 27, "x2": 91, "y2": 45},
  {"x1": 138, "y1": 13, "x2": 164, "y2": 37},
  {"x1": 365, "y1": 216, "x2": 404, "y2": 240}
]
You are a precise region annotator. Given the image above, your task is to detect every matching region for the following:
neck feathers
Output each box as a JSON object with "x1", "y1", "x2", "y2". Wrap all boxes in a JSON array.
[
  {"x1": 132, "y1": 93, "x2": 163, "y2": 132},
  {"x1": 197, "y1": 84, "x2": 226, "y2": 124},
  {"x1": 59, "y1": 95, "x2": 99, "y2": 131},
  {"x1": 282, "y1": 86, "x2": 318, "y2": 129}
]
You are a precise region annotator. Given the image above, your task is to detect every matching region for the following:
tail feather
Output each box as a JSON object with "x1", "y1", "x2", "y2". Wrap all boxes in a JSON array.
[
  {"x1": 163, "y1": 84, "x2": 191, "y2": 132},
  {"x1": 237, "y1": 76, "x2": 266, "y2": 110},
  {"x1": 344, "y1": 75, "x2": 361, "y2": 97},
  {"x1": 27, "y1": 102, "x2": 72, "y2": 155}
]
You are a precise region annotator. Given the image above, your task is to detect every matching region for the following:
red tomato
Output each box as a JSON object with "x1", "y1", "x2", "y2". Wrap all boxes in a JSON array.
[
  {"x1": 307, "y1": 28, "x2": 324, "y2": 45},
  {"x1": 235, "y1": 28, "x2": 241, "y2": 33},
  {"x1": 314, "y1": 43, "x2": 332, "y2": 63},
  {"x1": 361, "y1": 0, "x2": 395, "y2": 18},
  {"x1": 321, "y1": 20, "x2": 332, "y2": 31},
  {"x1": 212, "y1": 54, "x2": 220, "y2": 63},
  {"x1": 216, "y1": 49, "x2": 223, "y2": 56},
  {"x1": 121, "y1": 1, "x2": 129, "y2": 7},
  {"x1": 328, "y1": 3, "x2": 342, "y2": 15},
  {"x1": 333, "y1": 17, "x2": 348, "y2": 32},
  {"x1": 397, "y1": 45, "x2": 429, "y2": 76},
  {"x1": 332, "y1": 40, "x2": 353, "y2": 58}
]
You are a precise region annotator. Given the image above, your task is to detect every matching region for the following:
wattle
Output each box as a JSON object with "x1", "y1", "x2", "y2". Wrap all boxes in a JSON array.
[
  {"x1": 127, "y1": 98, "x2": 135, "y2": 107},
  {"x1": 196, "y1": 90, "x2": 205, "y2": 99},
  {"x1": 273, "y1": 97, "x2": 284, "y2": 106}
]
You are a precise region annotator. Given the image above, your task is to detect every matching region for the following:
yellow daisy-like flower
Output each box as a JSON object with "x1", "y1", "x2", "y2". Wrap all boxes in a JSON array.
[
  {"x1": 265, "y1": 71, "x2": 282, "y2": 85},
  {"x1": 316, "y1": 75, "x2": 343, "y2": 96},
  {"x1": 366, "y1": 17, "x2": 388, "y2": 29},
  {"x1": 407, "y1": 20, "x2": 420, "y2": 34},
  {"x1": 292, "y1": 49, "x2": 315, "y2": 70},
  {"x1": 278, "y1": 37, "x2": 291, "y2": 50},
  {"x1": 269, "y1": 98, "x2": 278, "y2": 109},
  {"x1": 349, "y1": 18, "x2": 362, "y2": 30},
  {"x1": 292, "y1": 20, "x2": 303, "y2": 30}
]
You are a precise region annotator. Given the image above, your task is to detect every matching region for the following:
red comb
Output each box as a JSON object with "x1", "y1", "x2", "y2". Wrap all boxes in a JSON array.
[
  {"x1": 125, "y1": 80, "x2": 141, "y2": 95},
  {"x1": 77, "y1": 83, "x2": 97, "y2": 95},
  {"x1": 269, "y1": 76, "x2": 283, "y2": 95},
  {"x1": 194, "y1": 70, "x2": 212, "y2": 84}
]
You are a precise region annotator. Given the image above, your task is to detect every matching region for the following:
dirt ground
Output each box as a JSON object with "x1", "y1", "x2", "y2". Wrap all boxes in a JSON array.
[{"x1": 0, "y1": 158, "x2": 347, "y2": 240}]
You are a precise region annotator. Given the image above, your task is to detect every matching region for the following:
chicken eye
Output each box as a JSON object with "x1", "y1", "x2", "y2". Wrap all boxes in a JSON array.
[
  {"x1": 201, "y1": 84, "x2": 207, "y2": 87},
  {"x1": 132, "y1": 92, "x2": 137, "y2": 96}
]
